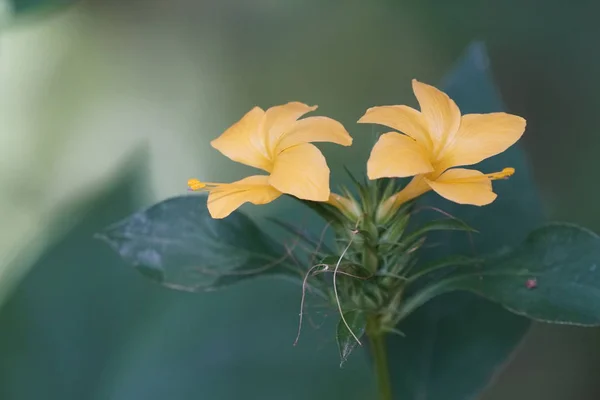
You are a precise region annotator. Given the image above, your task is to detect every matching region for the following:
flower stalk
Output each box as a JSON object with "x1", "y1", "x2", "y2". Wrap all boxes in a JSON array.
[{"x1": 367, "y1": 316, "x2": 393, "y2": 400}]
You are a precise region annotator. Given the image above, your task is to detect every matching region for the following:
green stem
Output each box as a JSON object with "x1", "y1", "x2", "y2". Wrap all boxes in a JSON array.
[{"x1": 367, "y1": 317, "x2": 393, "y2": 400}]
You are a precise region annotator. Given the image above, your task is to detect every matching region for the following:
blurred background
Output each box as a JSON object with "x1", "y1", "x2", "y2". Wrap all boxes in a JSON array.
[{"x1": 1, "y1": 0, "x2": 600, "y2": 399}]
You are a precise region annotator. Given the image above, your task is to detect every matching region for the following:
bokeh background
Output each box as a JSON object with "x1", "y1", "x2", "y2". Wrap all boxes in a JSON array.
[{"x1": 1, "y1": 0, "x2": 600, "y2": 399}]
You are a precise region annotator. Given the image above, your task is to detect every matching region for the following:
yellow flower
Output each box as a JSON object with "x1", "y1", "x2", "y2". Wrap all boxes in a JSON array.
[
  {"x1": 189, "y1": 102, "x2": 352, "y2": 219},
  {"x1": 359, "y1": 79, "x2": 525, "y2": 213}
]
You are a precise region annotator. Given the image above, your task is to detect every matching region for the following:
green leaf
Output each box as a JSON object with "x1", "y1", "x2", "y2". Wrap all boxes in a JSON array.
[
  {"x1": 337, "y1": 310, "x2": 367, "y2": 367},
  {"x1": 0, "y1": 170, "x2": 373, "y2": 400},
  {"x1": 97, "y1": 195, "x2": 300, "y2": 291},
  {"x1": 386, "y1": 42, "x2": 543, "y2": 400},
  {"x1": 407, "y1": 224, "x2": 600, "y2": 326}
]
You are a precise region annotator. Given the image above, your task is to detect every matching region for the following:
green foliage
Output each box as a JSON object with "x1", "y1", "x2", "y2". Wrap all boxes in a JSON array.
[
  {"x1": 384, "y1": 42, "x2": 543, "y2": 400},
  {"x1": 404, "y1": 223, "x2": 600, "y2": 326},
  {"x1": 0, "y1": 171, "x2": 373, "y2": 400},
  {"x1": 97, "y1": 195, "x2": 302, "y2": 291},
  {"x1": 93, "y1": 42, "x2": 600, "y2": 400}
]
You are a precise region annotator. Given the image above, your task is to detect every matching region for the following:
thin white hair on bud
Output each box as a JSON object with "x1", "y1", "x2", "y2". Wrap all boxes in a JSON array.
[
  {"x1": 294, "y1": 263, "x2": 329, "y2": 346},
  {"x1": 313, "y1": 269, "x2": 367, "y2": 280},
  {"x1": 295, "y1": 221, "x2": 362, "y2": 347},
  {"x1": 292, "y1": 221, "x2": 334, "y2": 347},
  {"x1": 333, "y1": 221, "x2": 363, "y2": 347}
]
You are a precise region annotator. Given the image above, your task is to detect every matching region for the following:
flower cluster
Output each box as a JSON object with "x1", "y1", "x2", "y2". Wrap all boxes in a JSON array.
[
  {"x1": 189, "y1": 79, "x2": 525, "y2": 220},
  {"x1": 100, "y1": 74, "x2": 600, "y2": 400}
]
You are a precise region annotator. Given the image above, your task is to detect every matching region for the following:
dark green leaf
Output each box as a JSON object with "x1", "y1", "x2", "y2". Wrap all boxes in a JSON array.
[
  {"x1": 386, "y1": 42, "x2": 543, "y2": 400},
  {"x1": 0, "y1": 169, "x2": 372, "y2": 400},
  {"x1": 337, "y1": 310, "x2": 367, "y2": 367},
  {"x1": 407, "y1": 224, "x2": 600, "y2": 326},
  {"x1": 97, "y1": 195, "x2": 300, "y2": 291}
]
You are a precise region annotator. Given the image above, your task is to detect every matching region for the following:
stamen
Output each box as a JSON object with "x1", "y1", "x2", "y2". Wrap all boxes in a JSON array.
[
  {"x1": 435, "y1": 167, "x2": 517, "y2": 186},
  {"x1": 487, "y1": 167, "x2": 515, "y2": 180},
  {"x1": 187, "y1": 178, "x2": 206, "y2": 191}
]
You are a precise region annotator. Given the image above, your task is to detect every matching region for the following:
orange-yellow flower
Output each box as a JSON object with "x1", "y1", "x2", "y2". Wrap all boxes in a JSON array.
[
  {"x1": 189, "y1": 102, "x2": 352, "y2": 219},
  {"x1": 359, "y1": 79, "x2": 525, "y2": 213}
]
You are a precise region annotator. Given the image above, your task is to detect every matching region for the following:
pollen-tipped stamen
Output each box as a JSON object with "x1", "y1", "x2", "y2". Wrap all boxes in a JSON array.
[
  {"x1": 187, "y1": 178, "x2": 207, "y2": 191},
  {"x1": 442, "y1": 167, "x2": 515, "y2": 184},
  {"x1": 487, "y1": 167, "x2": 515, "y2": 180},
  {"x1": 187, "y1": 179, "x2": 258, "y2": 192}
]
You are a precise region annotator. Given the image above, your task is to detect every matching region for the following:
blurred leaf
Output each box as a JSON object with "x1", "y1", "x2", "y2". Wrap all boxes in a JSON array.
[
  {"x1": 406, "y1": 223, "x2": 600, "y2": 326},
  {"x1": 386, "y1": 42, "x2": 543, "y2": 400},
  {"x1": 98, "y1": 195, "x2": 301, "y2": 292},
  {"x1": 8, "y1": 0, "x2": 74, "y2": 16},
  {"x1": 337, "y1": 311, "x2": 366, "y2": 367},
  {"x1": 0, "y1": 169, "x2": 373, "y2": 400}
]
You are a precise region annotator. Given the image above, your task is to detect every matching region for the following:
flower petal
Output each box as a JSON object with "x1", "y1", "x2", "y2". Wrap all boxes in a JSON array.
[
  {"x1": 262, "y1": 102, "x2": 317, "y2": 155},
  {"x1": 377, "y1": 175, "x2": 431, "y2": 222},
  {"x1": 268, "y1": 143, "x2": 330, "y2": 201},
  {"x1": 367, "y1": 132, "x2": 434, "y2": 180},
  {"x1": 275, "y1": 116, "x2": 353, "y2": 152},
  {"x1": 437, "y1": 113, "x2": 526, "y2": 170},
  {"x1": 425, "y1": 168, "x2": 497, "y2": 206},
  {"x1": 210, "y1": 107, "x2": 272, "y2": 171},
  {"x1": 358, "y1": 105, "x2": 432, "y2": 150},
  {"x1": 389, "y1": 175, "x2": 431, "y2": 205},
  {"x1": 412, "y1": 79, "x2": 461, "y2": 151},
  {"x1": 207, "y1": 175, "x2": 282, "y2": 219}
]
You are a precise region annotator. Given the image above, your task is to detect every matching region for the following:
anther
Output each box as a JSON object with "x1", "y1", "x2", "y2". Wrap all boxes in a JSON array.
[
  {"x1": 489, "y1": 167, "x2": 515, "y2": 180},
  {"x1": 187, "y1": 178, "x2": 206, "y2": 191}
]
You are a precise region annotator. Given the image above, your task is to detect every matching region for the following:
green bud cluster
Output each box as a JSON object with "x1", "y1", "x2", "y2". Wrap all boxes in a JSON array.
[{"x1": 305, "y1": 178, "x2": 427, "y2": 334}]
